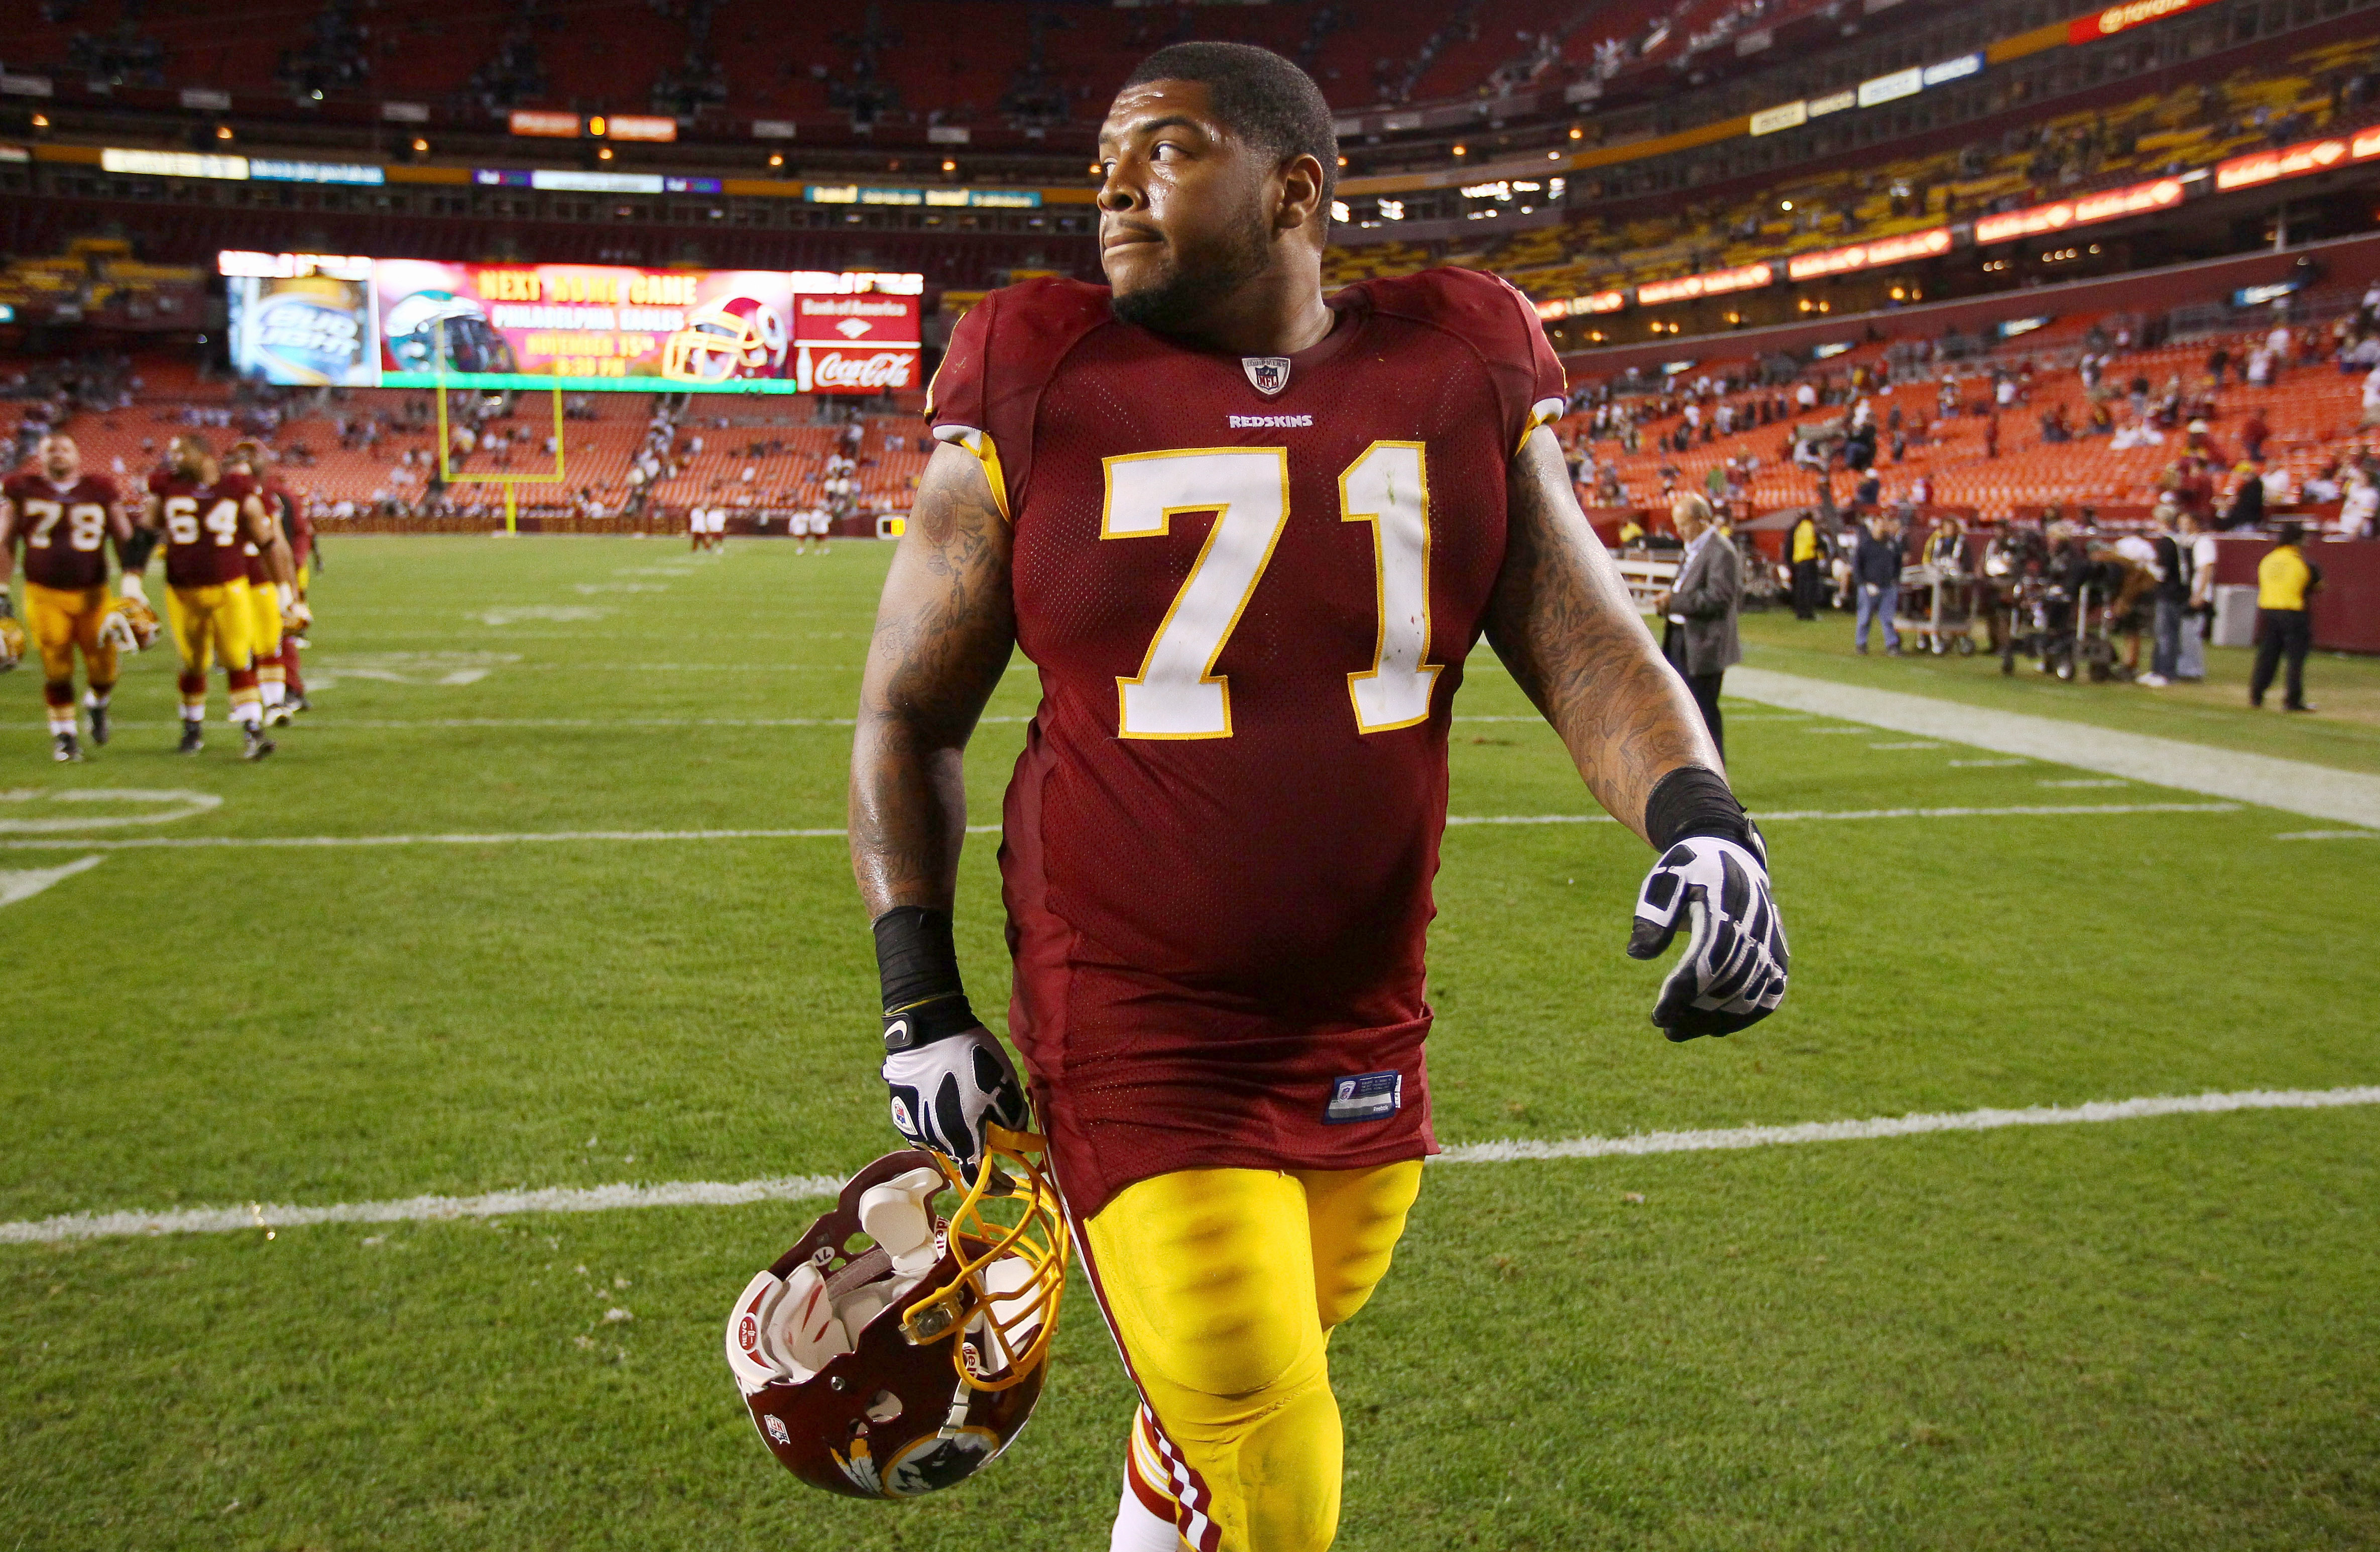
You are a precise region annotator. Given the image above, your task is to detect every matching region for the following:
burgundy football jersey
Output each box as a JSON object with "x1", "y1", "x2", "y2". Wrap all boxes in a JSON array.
[
  {"x1": 927, "y1": 270, "x2": 1566, "y2": 1218},
  {"x1": 3, "y1": 471, "x2": 120, "y2": 591},
  {"x1": 246, "y1": 480, "x2": 297, "y2": 585},
  {"x1": 148, "y1": 470, "x2": 259, "y2": 589}
]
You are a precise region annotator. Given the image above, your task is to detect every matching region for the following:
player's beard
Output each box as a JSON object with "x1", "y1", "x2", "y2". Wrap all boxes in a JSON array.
[{"x1": 1109, "y1": 208, "x2": 1273, "y2": 338}]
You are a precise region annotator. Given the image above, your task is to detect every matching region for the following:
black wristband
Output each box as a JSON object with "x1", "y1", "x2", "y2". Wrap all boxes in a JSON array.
[
  {"x1": 873, "y1": 906, "x2": 980, "y2": 1051},
  {"x1": 1644, "y1": 765, "x2": 1754, "y2": 852},
  {"x1": 118, "y1": 526, "x2": 160, "y2": 575}
]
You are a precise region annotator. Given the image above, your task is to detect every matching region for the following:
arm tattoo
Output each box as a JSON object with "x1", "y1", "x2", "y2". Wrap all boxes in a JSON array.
[
  {"x1": 1484, "y1": 429, "x2": 1722, "y2": 842},
  {"x1": 849, "y1": 441, "x2": 1018, "y2": 917}
]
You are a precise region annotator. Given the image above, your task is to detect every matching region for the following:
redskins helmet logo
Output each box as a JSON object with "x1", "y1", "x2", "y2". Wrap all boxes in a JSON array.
[{"x1": 663, "y1": 297, "x2": 788, "y2": 383}]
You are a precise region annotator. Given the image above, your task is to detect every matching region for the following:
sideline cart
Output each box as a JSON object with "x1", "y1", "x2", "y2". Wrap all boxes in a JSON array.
[{"x1": 1895, "y1": 563, "x2": 1980, "y2": 655}]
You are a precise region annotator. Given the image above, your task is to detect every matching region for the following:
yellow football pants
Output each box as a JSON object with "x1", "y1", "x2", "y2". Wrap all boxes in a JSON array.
[
  {"x1": 23, "y1": 582, "x2": 117, "y2": 693},
  {"x1": 167, "y1": 581, "x2": 255, "y2": 674},
  {"x1": 249, "y1": 581, "x2": 283, "y2": 657},
  {"x1": 1084, "y1": 1160, "x2": 1424, "y2": 1552}
]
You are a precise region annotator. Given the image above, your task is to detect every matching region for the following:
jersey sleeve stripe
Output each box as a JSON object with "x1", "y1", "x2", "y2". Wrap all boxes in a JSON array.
[{"x1": 930, "y1": 425, "x2": 1011, "y2": 523}]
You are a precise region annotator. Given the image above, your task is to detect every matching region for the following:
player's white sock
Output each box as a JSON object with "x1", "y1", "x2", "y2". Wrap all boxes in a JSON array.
[
  {"x1": 181, "y1": 706, "x2": 205, "y2": 725},
  {"x1": 84, "y1": 688, "x2": 109, "y2": 710},
  {"x1": 1110, "y1": 1475, "x2": 1184, "y2": 1552},
  {"x1": 262, "y1": 681, "x2": 286, "y2": 709},
  {"x1": 48, "y1": 710, "x2": 76, "y2": 736},
  {"x1": 231, "y1": 703, "x2": 262, "y2": 731}
]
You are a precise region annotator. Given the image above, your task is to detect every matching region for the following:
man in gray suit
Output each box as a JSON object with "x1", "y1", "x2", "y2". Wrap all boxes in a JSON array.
[{"x1": 1653, "y1": 493, "x2": 1742, "y2": 758}]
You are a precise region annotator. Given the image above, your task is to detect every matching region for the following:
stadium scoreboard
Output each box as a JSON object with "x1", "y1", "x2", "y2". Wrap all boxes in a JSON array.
[{"x1": 220, "y1": 252, "x2": 923, "y2": 394}]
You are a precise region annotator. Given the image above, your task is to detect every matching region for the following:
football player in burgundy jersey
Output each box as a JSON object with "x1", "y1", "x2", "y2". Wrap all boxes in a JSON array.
[
  {"x1": 226, "y1": 442, "x2": 308, "y2": 726},
  {"x1": 848, "y1": 43, "x2": 1789, "y2": 1551},
  {"x1": 0, "y1": 434, "x2": 137, "y2": 760},
  {"x1": 141, "y1": 434, "x2": 296, "y2": 759}
]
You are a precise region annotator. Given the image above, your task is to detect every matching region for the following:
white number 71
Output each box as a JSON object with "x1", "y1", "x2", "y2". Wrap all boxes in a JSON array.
[{"x1": 1101, "y1": 442, "x2": 1437, "y2": 740}]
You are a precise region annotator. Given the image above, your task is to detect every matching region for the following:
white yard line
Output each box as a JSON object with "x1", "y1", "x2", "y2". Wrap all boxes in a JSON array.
[
  {"x1": 0, "y1": 803, "x2": 2243, "y2": 851},
  {"x1": 8, "y1": 1084, "x2": 2370, "y2": 1246},
  {"x1": 1728, "y1": 667, "x2": 2380, "y2": 829}
]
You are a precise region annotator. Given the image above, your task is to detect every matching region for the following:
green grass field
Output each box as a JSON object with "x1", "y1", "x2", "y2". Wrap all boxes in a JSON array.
[{"x1": 3, "y1": 535, "x2": 2375, "y2": 1551}]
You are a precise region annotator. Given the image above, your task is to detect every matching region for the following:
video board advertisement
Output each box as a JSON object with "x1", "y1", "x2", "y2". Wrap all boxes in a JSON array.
[
  {"x1": 223, "y1": 253, "x2": 381, "y2": 387},
  {"x1": 222, "y1": 254, "x2": 923, "y2": 394}
]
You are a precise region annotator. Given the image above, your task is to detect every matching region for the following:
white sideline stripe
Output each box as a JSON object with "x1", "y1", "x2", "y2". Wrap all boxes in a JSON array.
[
  {"x1": 1728, "y1": 667, "x2": 2380, "y2": 830},
  {"x1": 2274, "y1": 829, "x2": 2380, "y2": 841},
  {"x1": 8, "y1": 1086, "x2": 2371, "y2": 1246},
  {"x1": 0, "y1": 1175, "x2": 850, "y2": 1245},
  {"x1": 0, "y1": 803, "x2": 2244, "y2": 852},
  {"x1": 1433, "y1": 1085, "x2": 2380, "y2": 1165}
]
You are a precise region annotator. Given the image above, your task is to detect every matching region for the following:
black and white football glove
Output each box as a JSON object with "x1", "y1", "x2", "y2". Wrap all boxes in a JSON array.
[
  {"x1": 882, "y1": 1025, "x2": 1032, "y2": 1175},
  {"x1": 1627, "y1": 832, "x2": 1789, "y2": 1040}
]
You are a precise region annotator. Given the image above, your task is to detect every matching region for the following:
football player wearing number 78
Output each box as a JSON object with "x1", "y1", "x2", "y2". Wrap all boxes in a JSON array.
[
  {"x1": 849, "y1": 40, "x2": 1788, "y2": 1552},
  {"x1": 0, "y1": 434, "x2": 142, "y2": 762}
]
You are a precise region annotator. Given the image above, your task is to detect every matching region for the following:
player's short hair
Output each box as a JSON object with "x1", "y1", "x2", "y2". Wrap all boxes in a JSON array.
[{"x1": 1121, "y1": 41, "x2": 1338, "y2": 211}]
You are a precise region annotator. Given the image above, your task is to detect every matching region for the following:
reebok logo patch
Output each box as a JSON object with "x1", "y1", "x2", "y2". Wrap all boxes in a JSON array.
[{"x1": 1323, "y1": 1071, "x2": 1402, "y2": 1125}]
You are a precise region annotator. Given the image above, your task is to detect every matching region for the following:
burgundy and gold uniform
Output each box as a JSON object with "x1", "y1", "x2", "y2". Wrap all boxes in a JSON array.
[
  {"x1": 929, "y1": 269, "x2": 1565, "y2": 1552},
  {"x1": 927, "y1": 269, "x2": 1565, "y2": 1222},
  {"x1": 267, "y1": 478, "x2": 314, "y2": 701},
  {"x1": 3, "y1": 471, "x2": 124, "y2": 711},
  {"x1": 243, "y1": 478, "x2": 295, "y2": 700},
  {"x1": 147, "y1": 468, "x2": 263, "y2": 714}
]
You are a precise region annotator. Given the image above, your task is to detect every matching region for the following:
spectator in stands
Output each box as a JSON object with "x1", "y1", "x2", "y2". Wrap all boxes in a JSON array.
[
  {"x1": 1853, "y1": 510, "x2": 1904, "y2": 656},
  {"x1": 2333, "y1": 467, "x2": 2378, "y2": 538},
  {"x1": 2223, "y1": 462, "x2": 2267, "y2": 531},
  {"x1": 2240, "y1": 409, "x2": 2271, "y2": 463},
  {"x1": 2362, "y1": 362, "x2": 2380, "y2": 428},
  {"x1": 2265, "y1": 317, "x2": 2293, "y2": 378},
  {"x1": 1652, "y1": 493, "x2": 1741, "y2": 758},
  {"x1": 2249, "y1": 523, "x2": 2320, "y2": 712}
]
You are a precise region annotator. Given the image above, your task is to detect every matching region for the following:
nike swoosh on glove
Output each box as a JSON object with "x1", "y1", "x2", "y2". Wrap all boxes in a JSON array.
[
  {"x1": 881, "y1": 1025, "x2": 1033, "y2": 1173},
  {"x1": 1626, "y1": 834, "x2": 1789, "y2": 1041}
]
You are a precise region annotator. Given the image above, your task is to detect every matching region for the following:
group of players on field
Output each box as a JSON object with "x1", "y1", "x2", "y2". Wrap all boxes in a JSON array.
[{"x1": 0, "y1": 431, "x2": 316, "y2": 762}]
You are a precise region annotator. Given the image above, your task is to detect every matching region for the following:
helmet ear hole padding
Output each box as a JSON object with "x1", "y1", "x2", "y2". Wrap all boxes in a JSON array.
[{"x1": 859, "y1": 1167, "x2": 946, "y2": 1278}]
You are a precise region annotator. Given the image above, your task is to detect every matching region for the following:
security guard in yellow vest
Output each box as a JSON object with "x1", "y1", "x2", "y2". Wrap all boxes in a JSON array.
[{"x1": 2250, "y1": 522, "x2": 2321, "y2": 711}]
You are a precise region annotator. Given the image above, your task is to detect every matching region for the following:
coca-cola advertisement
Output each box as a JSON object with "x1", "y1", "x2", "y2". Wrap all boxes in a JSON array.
[{"x1": 794, "y1": 294, "x2": 921, "y2": 395}]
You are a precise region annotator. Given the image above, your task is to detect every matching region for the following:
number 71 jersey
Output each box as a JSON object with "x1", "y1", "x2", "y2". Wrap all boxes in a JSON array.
[{"x1": 926, "y1": 269, "x2": 1566, "y2": 1217}]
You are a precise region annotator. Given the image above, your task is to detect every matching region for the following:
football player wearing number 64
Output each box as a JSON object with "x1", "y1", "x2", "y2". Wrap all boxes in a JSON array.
[
  {"x1": 141, "y1": 434, "x2": 297, "y2": 760},
  {"x1": 846, "y1": 40, "x2": 1790, "y2": 1552}
]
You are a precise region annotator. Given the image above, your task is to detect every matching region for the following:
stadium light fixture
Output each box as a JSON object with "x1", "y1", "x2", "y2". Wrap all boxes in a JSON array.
[
  {"x1": 768, "y1": 152, "x2": 784, "y2": 168},
  {"x1": 1336, "y1": 155, "x2": 1348, "y2": 167},
  {"x1": 1569, "y1": 125, "x2": 1584, "y2": 140},
  {"x1": 598, "y1": 147, "x2": 614, "y2": 160},
  {"x1": 216, "y1": 125, "x2": 234, "y2": 141},
  {"x1": 30, "y1": 113, "x2": 47, "y2": 129},
  {"x1": 411, "y1": 138, "x2": 429, "y2": 154},
  {"x1": 1779, "y1": 199, "x2": 1793, "y2": 211},
  {"x1": 588, "y1": 115, "x2": 608, "y2": 138},
  {"x1": 1452, "y1": 144, "x2": 1467, "y2": 157},
  {"x1": 941, "y1": 158, "x2": 956, "y2": 172}
]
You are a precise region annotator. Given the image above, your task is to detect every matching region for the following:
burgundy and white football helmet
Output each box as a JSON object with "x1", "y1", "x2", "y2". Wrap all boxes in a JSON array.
[
  {"x1": 663, "y1": 296, "x2": 787, "y2": 382},
  {"x1": 724, "y1": 1125, "x2": 1065, "y2": 1498}
]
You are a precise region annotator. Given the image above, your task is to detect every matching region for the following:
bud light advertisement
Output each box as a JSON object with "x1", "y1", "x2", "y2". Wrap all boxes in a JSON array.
[{"x1": 227, "y1": 271, "x2": 379, "y2": 387}]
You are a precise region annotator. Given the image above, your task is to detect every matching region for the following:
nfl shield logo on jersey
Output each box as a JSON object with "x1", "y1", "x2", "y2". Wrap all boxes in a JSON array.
[{"x1": 1241, "y1": 356, "x2": 1292, "y2": 396}]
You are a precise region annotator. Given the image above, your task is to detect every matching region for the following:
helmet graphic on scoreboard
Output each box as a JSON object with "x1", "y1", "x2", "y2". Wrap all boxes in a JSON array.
[
  {"x1": 383, "y1": 290, "x2": 517, "y2": 374},
  {"x1": 663, "y1": 296, "x2": 788, "y2": 383}
]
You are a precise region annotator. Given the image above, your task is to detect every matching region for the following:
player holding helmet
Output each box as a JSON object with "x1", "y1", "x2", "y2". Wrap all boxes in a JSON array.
[
  {"x1": 143, "y1": 434, "x2": 297, "y2": 759},
  {"x1": 0, "y1": 433, "x2": 146, "y2": 761},
  {"x1": 844, "y1": 41, "x2": 1789, "y2": 1552},
  {"x1": 225, "y1": 441, "x2": 308, "y2": 727}
]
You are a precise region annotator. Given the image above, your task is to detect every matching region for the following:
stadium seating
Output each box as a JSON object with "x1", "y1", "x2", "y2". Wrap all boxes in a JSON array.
[{"x1": 1570, "y1": 313, "x2": 2378, "y2": 521}]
